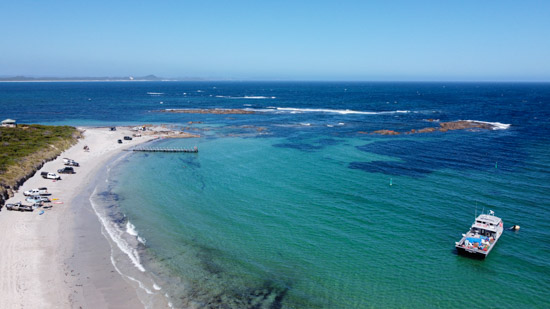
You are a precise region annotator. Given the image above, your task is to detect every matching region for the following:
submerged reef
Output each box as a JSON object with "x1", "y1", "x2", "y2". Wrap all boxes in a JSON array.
[{"x1": 160, "y1": 109, "x2": 256, "y2": 114}]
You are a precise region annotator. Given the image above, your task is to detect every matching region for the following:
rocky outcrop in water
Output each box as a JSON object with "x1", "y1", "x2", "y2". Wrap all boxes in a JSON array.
[
  {"x1": 365, "y1": 120, "x2": 504, "y2": 136},
  {"x1": 372, "y1": 130, "x2": 401, "y2": 135}
]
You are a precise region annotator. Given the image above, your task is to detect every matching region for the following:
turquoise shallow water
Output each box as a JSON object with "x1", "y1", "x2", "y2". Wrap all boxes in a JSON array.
[
  {"x1": 2, "y1": 82, "x2": 549, "y2": 308},
  {"x1": 106, "y1": 134, "x2": 549, "y2": 308}
]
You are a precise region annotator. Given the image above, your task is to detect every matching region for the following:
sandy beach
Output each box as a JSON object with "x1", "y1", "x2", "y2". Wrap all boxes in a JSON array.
[{"x1": 0, "y1": 127, "x2": 177, "y2": 308}]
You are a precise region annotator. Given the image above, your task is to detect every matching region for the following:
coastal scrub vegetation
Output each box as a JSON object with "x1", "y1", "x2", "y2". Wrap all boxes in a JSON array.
[{"x1": 0, "y1": 124, "x2": 81, "y2": 202}]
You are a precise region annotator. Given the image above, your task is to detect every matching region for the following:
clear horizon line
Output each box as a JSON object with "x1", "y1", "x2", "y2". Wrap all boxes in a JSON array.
[{"x1": 0, "y1": 75, "x2": 548, "y2": 83}]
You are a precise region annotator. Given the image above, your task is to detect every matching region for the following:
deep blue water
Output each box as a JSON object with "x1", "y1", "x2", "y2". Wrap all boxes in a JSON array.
[{"x1": 2, "y1": 82, "x2": 550, "y2": 308}]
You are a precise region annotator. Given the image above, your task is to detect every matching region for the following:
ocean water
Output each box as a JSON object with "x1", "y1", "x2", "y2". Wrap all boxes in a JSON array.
[{"x1": 1, "y1": 82, "x2": 550, "y2": 308}]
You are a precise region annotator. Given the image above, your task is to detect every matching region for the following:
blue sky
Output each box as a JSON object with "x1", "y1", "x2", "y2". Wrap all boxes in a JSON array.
[{"x1": 1, "y1": 0, "x2": 549, "y2": 81}]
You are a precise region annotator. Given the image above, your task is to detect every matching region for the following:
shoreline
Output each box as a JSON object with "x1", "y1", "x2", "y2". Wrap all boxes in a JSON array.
[{"x1": 0, "y1": 126, "x2": 188, "y2": 308}]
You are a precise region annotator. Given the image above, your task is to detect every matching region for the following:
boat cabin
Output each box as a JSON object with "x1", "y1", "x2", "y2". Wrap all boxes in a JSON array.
[{"x1": 470, "y1": 212, "x2": 502, "y2": 238}]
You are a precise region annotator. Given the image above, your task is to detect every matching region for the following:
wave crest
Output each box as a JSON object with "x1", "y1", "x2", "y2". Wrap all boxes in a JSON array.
[
  {"x1": 464, "y1": 120, "x2": 511, "y2": 130},
  {"x1": 256, "y1": 107, "x2": 410, "y2": 115}
]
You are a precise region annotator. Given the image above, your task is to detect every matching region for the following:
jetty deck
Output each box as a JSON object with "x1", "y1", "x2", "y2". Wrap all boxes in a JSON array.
[{"x1": 127, "y1": 147, "x2": 198, "y2": 153}]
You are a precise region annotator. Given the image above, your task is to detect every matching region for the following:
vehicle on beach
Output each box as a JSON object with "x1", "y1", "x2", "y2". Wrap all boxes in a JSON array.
[
  {"x1": 117, "y1": 139, "x2": 122, "y2": 144},
  {"x1": 41, "y1": 172, "x2": 61, "y2": 180},
  {"x1": 23, "y1": 187, "x2": 48, "y2": 196},
  {"x1": 5, "y1": 202, "x2": 35, "y2": 212},
  {"x1": 26, "y1": 195, "x2": 51, "y2": 203},
  {"x1": 124, "y1": 136, "x2": 133, "y2": 140},
  {"x1": 63, "y1": 158, "x2": 79, "y2": 166},
  {"x1": 455, "y1": 210, "x2": 503, "y2": 259},
  {"x1": 25, "y1": 196, "x2": 46, "y2": 204},
  {"x1": 57, "y1": 167, "x2": 75, "y2": 174}
]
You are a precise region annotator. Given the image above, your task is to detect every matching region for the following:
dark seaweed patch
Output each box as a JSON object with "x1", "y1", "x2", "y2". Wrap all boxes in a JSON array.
[
  {"x1": 273, "y1": 143, "x2": 322, "y2": 152},
  {"x1": 350, "y1": 161, "x2": 433, "y2": 177},
  {"x1": 351, "y1": 133, "x2": 525, "y2": 177}
]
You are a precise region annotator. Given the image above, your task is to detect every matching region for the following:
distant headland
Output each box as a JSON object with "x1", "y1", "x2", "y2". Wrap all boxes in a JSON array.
[{"x1": 0, "y1": 75, "x2": 205, "y2": 82}]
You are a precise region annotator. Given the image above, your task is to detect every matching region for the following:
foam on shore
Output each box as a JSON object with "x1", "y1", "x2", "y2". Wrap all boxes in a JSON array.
[{"x1": 90, "y1": 187, "x2": 145, "y2": 272}]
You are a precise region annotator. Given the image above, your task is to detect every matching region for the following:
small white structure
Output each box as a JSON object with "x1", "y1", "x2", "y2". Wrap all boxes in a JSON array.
[{"x1": 1, "y1": 119, "x2": 16, "y2": 128}]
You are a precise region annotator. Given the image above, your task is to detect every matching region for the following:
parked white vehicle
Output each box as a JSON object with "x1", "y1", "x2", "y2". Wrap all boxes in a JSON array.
[
  {"x1": 63, "y1": 158, "x2": 79, "y2": 166},
  {"x1": 41, "y1": 172, "x2": 61, "y2": 180},
  {"x1": 23, "y1": 187, "x2": 48, "y2": 196}
]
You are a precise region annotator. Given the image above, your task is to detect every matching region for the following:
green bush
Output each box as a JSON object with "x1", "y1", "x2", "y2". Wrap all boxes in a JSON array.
[{"x1": 0, "y1": 124, "x2": 80, "y2": 184}]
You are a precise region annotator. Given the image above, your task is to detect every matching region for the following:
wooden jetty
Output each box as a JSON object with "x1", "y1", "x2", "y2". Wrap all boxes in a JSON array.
[{"x1": 127, "y1": 147, "x2": 198, "y2": 153}]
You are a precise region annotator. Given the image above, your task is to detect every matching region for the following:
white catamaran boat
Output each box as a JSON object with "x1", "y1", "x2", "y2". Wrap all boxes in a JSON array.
[{"x1": 455, "y1": 210, "x2": 503, "y2": 259}]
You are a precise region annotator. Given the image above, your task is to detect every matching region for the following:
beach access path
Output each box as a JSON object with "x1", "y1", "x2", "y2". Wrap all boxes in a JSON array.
[{"x1": 0, "y1": 127, "x2": 168, "y2": 308}]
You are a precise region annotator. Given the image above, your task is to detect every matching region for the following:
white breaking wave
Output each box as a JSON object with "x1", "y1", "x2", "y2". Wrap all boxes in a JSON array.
[
  {"x1": 147, "y1": 92, "x2": 164, "y2": 95},
  {"x1": 110, "y1": 255, "x2": 154, "y2": 294},
  {"x1": 153, "y1": 283, "x2": 162, "y2": 290},
  {"x1": 463, "y1": 120, "x2": 511, "y2": 130},
  {"x1": 126, "y1": 221, "x2": 138, "y2": 236},
  {"x1": 90, "y1": 187, "x2": 146, "y2": 272},
  {"x1": 244, "y1": 96, "x2": 275, "y2": 99},
  {"x1": 258, "y1": 107, "x2": 410, "y2": 115},
  {"x1": 216, "y1": 95, "x2": 275, "y2": 99}
]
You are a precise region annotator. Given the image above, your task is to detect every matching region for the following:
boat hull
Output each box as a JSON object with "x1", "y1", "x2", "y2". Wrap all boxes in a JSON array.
[{"x1": 456, "y1": 245, "x2": 488, "y2": 259}]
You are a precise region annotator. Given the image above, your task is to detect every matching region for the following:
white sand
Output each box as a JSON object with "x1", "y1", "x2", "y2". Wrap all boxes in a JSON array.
[{"x1": 0, "y1": 127, "x2": 174, "y2": 308}]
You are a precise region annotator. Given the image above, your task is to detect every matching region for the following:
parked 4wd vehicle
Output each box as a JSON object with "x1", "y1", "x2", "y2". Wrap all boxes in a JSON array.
[
  {"x1": 23, "y1": 187, "x2": 48, "y2": 196},
  {"x1": 123, "y1": 136, "x2": 133, "y2": 140},
  {"x1": 41, "y1": 172, "x2": 61, "y2": 180},
  {"x1": 57, "y1": 167, "x2": 75, "y2": 174}
]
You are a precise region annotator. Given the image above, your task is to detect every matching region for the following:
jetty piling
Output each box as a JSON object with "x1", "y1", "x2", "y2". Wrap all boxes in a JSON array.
[{"x1": 126, "y1": 147, "x2": 198, "y2": 153}]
